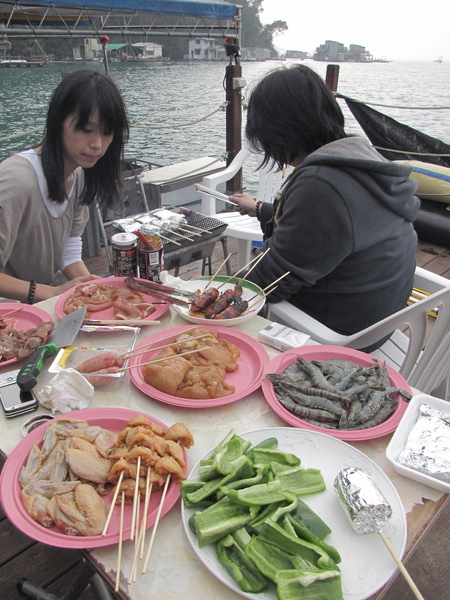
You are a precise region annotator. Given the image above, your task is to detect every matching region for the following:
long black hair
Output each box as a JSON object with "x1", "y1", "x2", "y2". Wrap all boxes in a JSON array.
[
  {"x1": 40, "y1": 69, "x2": 129, "y2": 207},
  {"x1": 245, "y1": 64, "x2": 346, "y2": 170}
]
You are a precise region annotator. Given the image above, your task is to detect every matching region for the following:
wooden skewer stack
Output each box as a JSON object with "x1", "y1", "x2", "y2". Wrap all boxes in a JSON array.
[{"x1": 102, "y1": 417, "x2": 190, "y2": 591}]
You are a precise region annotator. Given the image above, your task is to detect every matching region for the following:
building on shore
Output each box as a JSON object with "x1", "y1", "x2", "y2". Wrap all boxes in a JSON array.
[
  {"x1": 285, "y1": 50, "x2": 309, "y2": 59},
  {"x1": 313, "y1": 40, "x2": 374, "y2": 62}
]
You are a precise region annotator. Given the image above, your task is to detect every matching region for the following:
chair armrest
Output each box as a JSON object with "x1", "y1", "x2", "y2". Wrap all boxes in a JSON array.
[
  {"x1": 414, "y1": 266, "x2": 450, "y2": 293},
  {"x1": 202, "y1": 147, "x2": 252, "y2": 191},
  {"x1": 266, "y1": 301, "x2": 351, "y2": 345}
]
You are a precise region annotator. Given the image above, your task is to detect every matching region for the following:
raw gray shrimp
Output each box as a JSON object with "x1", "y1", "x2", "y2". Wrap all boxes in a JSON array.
[{"x1": 276, "y1": 394, "x2": 339, "y2": 423}]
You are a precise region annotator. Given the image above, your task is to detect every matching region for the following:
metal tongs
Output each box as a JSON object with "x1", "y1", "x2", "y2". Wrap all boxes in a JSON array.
[{"x1": 125, "y1": 276, "x2": 199, "y2": 306}]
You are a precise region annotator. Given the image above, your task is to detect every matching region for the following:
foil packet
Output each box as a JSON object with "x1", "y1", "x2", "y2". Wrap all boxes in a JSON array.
[
  {"x1": 397, "y1": 402, "x2": 450, "y2": 483},
  {"x1": 334, "y1": 466, "x2": 392, "y2": 534}
]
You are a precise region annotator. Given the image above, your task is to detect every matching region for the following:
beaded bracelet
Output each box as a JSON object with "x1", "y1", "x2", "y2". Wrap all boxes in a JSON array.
[
  {"x1": 255, "y1": 200, "x2": 263, "y2": 221},
  {"x1": 27, "y1": 280, "x2": 37, "y2": 305}
]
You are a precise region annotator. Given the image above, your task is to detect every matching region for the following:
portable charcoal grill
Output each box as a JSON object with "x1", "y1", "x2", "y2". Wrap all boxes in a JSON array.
[{"x1": 110, "y1": 207, "x2": 230, "y2": 275}]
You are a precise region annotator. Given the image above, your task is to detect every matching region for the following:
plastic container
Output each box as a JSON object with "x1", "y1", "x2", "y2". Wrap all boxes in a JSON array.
[{"x1": 385, "y1": 393, "x2": 450, "y2": 493}]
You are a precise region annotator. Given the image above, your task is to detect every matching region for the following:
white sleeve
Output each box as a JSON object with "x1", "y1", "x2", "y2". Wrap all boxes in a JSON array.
[{"x1": 60, "y1": 236, "x2": 83, "y2": 270}]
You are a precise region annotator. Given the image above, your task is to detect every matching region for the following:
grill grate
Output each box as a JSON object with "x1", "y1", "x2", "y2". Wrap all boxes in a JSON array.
[{"x1": 112, "y1": 207, "x2": 228, "y2": 252}]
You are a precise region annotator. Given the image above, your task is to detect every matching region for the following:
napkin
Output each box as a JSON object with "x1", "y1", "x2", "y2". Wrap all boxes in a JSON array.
[{"x1": 37, "y1": 368, "x2": 94, "y2": 414}]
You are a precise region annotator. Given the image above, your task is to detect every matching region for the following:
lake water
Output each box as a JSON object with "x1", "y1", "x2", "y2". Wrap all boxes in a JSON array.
[{"x1": 1, "y1": 58, "x2": 449, "y2": 191}]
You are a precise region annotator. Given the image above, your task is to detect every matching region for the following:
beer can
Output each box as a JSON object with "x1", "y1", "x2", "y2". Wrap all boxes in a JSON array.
[
  {"x1": 111, "y1": 232, "x2": 138, "y2": 277},
  {"x1": 138, "y1": 226, "x2": 164, "y2": 284}
]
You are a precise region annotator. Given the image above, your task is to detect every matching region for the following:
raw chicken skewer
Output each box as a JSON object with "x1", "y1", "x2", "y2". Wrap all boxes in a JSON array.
[{"x1": 334, "y1": 467, "x2": 425, "y2": 600}]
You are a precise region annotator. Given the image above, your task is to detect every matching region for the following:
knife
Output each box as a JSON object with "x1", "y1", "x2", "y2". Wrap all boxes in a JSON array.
[{"x1": 17, "y1": 306, "x2": 87, "y2": 391}]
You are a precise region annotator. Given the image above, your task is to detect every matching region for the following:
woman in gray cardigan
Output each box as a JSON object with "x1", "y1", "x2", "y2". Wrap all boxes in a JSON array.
[
  {"x1": 0, "y1": 69, "x2": 129, "y2": 304},
  {"x1": 230, "y1": 65, "x2": 419, "y2": 346}
]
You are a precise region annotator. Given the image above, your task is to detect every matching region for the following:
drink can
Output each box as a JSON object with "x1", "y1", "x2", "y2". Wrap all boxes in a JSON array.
[
  {"x1": 138, "y1": 226, "x2": 164, "y2": 284},
  {"x1": 111, "y1": 232, "x2": 138, "y2": 277}
]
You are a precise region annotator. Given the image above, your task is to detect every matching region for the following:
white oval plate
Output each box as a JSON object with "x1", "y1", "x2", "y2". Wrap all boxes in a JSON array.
[{"x1": 181, "y1": 427, "x2": 407, "y2": 600}]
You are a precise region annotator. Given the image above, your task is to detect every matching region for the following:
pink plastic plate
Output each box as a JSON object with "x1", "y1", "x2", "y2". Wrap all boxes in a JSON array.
[
  {"x1": 261, "y1": 345, "x2": 411, "y2": 441},
  {"x1": 54, "y1": 277, "x2": 169, "y2": 321},
  {"x1": 129, "y1": 325, "x2": 269, "y2": 408},
  {"x1": 0, "y1": 407, "x2": 187, "y2": 548},
  {"x1": 0, "y1": 303, "x2": 54, "y2": 368}
]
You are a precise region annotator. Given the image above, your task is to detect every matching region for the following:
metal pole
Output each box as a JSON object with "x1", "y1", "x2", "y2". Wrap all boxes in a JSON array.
[{"x1": 100, "y1": 35, "x2": 109, "y2": 74}]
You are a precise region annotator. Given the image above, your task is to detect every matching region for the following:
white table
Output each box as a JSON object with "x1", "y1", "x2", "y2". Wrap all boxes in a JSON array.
[{"x1": 0, "y1": 297, "x2": 444, "y2": 600}]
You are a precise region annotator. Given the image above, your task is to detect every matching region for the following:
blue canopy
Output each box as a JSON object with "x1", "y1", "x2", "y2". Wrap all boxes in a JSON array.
[{"x1": 0, "y1": 0, "x2": 238, "y2": 19}]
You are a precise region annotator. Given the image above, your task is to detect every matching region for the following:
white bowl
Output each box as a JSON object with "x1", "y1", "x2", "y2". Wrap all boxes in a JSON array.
[
  {"x1": 385, "y1": 393, "x2": 450, "y2": 493},
  {"x1": 172, "y1": 276, "x2": 266, "y2": 326}
]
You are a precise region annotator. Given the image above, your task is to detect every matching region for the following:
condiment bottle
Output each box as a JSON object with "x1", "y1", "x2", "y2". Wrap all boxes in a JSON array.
[
  {"x1": 137, "y1": 225, "x2": 164, "y2": 284},
  {"x1": 111, "y1": 232, "x2": 138, "y2": 277}
]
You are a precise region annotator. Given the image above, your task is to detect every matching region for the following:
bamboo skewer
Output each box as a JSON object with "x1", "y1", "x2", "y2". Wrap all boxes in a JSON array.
[
  {"x1": 118, "y1": 333, "x2": 213, "y2": 360},
  {"x1": 166, "y1": 229, "x2": 195, "y2": 242},
  {"x1": 241, "y1": 247, "x2": 270, "y2": 280},
  {"x1": 246, "y1": 286, "x2": 278, "y2": 312},
  {"x1": 142, "y1": 475, "x2": 171, "y2": 574},
  {"x1": 129, "y1": 469, "x2": 154, "y2": 584},
  {"x1": 216, "y1": 248, "x2": 270, "y2": 291},
  {"x1": 115, "y1": 490, "x2": 125, "y2": 592},
  {"x1": 102, "y1": 470, "x2": 124, "y2": 536},
  {"x1": 119, "y1": 347, "x2": 210, "y2": 371},
  {"x1": 247, "y1": 271, "x2": 290, "y2": 303},
  {"x1": 181, "y1": 223, "x2": 210, "y2": 233},
  {"x1": 130, "y1": 456, "x2": 141, "y2": 541},
  {"x1": 0, "y1": 306, "x2": 23, "y2": 318},
  {"x1": 177, "y1": 226, "x2": 201, "y2": 237},
  {"x1": 159, "y1": 233, "x2": 181, "y2": 246},
  {"x1": 204, "y1": 253, "x2": 232, "y2": 291},
  {"x1": 84, "y1": 319, "x2": 161, "y2": 326}
]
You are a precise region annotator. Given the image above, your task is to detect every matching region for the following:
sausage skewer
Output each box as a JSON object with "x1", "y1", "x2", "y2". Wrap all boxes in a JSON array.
[{"x1": 190, "y1": 287, "x2": 219, "y2": 312}]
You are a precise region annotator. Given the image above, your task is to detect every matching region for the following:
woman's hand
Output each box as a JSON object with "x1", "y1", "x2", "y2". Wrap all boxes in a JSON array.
[
  {"x1": 53, "y1": 274, "x2": 98, "y2": 298},
  {"x1": 228, "y1": 193, "x2": 257, "y2": 217}
]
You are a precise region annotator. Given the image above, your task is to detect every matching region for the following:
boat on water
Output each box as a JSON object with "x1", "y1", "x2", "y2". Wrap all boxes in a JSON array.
[
  {"x1": 0, "y1": 57, "x2": 52, "y2": 67},
  {"x1": 435, "y1": 56, "x2": 443, "y2": 63}
]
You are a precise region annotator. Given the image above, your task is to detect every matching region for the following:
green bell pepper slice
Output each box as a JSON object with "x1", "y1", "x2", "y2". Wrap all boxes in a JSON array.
[
  {"x1": 193, "y1": 499, "x2": 259, "y2": 547},
  {"x1": 275, "y1": 568, "x2": 343, "y2": 600},
  {"x1": 217, "y1": 533, "x2": 268, "y2": 593},
  {"x1": 244, "y1": 536, "x2": 297, "y2": 582}
]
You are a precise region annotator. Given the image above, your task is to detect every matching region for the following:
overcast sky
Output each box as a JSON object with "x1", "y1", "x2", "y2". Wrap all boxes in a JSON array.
[{"x1": 259, "y1": 0, "x2": 449, "y2": 61}]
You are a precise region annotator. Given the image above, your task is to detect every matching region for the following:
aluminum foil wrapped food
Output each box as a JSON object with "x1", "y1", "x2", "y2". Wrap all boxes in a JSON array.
[
  {"x1": 397, "y1": 402, "x2": 450, "y2": 483},
  {"x1": 334, "y1": 466, "x2": 392, "y2": 534}
]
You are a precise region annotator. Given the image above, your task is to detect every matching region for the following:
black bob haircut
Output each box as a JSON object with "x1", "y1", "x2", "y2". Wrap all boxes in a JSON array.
[
  {"x1": 40, "y1": 69, "x2": 130, "y2": 207},
  {"x1": 245, "y1": 64, "x2": 346, "y2": 170}
]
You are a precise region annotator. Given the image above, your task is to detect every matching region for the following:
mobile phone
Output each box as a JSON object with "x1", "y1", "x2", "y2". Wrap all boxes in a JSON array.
[{"x1": 0, "y1": 369, "x2": 39, "y2": 418}]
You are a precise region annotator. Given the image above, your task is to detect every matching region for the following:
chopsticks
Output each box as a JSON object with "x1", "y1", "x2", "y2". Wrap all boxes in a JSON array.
[{"x1": 84, "y1": 319, "x2": 161, "y2": 326}]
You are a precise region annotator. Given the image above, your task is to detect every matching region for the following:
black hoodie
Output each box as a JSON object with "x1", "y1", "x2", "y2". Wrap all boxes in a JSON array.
[{"x1": 248, "y1": 136, "x2": 420, "y2": 339}]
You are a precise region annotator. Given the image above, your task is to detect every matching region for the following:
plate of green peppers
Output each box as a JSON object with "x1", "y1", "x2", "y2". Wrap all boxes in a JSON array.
[{"x1": 180, "y1": 427, "x2": 406, "y2": 600}]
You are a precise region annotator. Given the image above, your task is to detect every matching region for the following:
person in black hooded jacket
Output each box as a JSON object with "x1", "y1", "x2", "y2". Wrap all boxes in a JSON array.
[{"x1": 229, "y1": 64, "x2": 420, "y2": 346}]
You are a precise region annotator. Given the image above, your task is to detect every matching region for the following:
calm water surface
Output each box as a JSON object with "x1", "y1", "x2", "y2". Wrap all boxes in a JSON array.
[{"x1": 1, "y1": 59, "x2": 449, "y2": 190}]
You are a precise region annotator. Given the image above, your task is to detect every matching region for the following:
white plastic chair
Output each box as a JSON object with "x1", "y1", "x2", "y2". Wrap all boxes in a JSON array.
[
  {"x1": 199, "y1": 148, "x2": 292, "y2": 270},
  {"x1": 266, "y1": 267, "x2": 450, "y2": 398}
]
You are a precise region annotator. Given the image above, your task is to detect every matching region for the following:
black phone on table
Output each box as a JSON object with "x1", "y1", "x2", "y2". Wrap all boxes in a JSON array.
[{"x1": 0, "y1": 369, "x2": 39, "y2": 418}]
